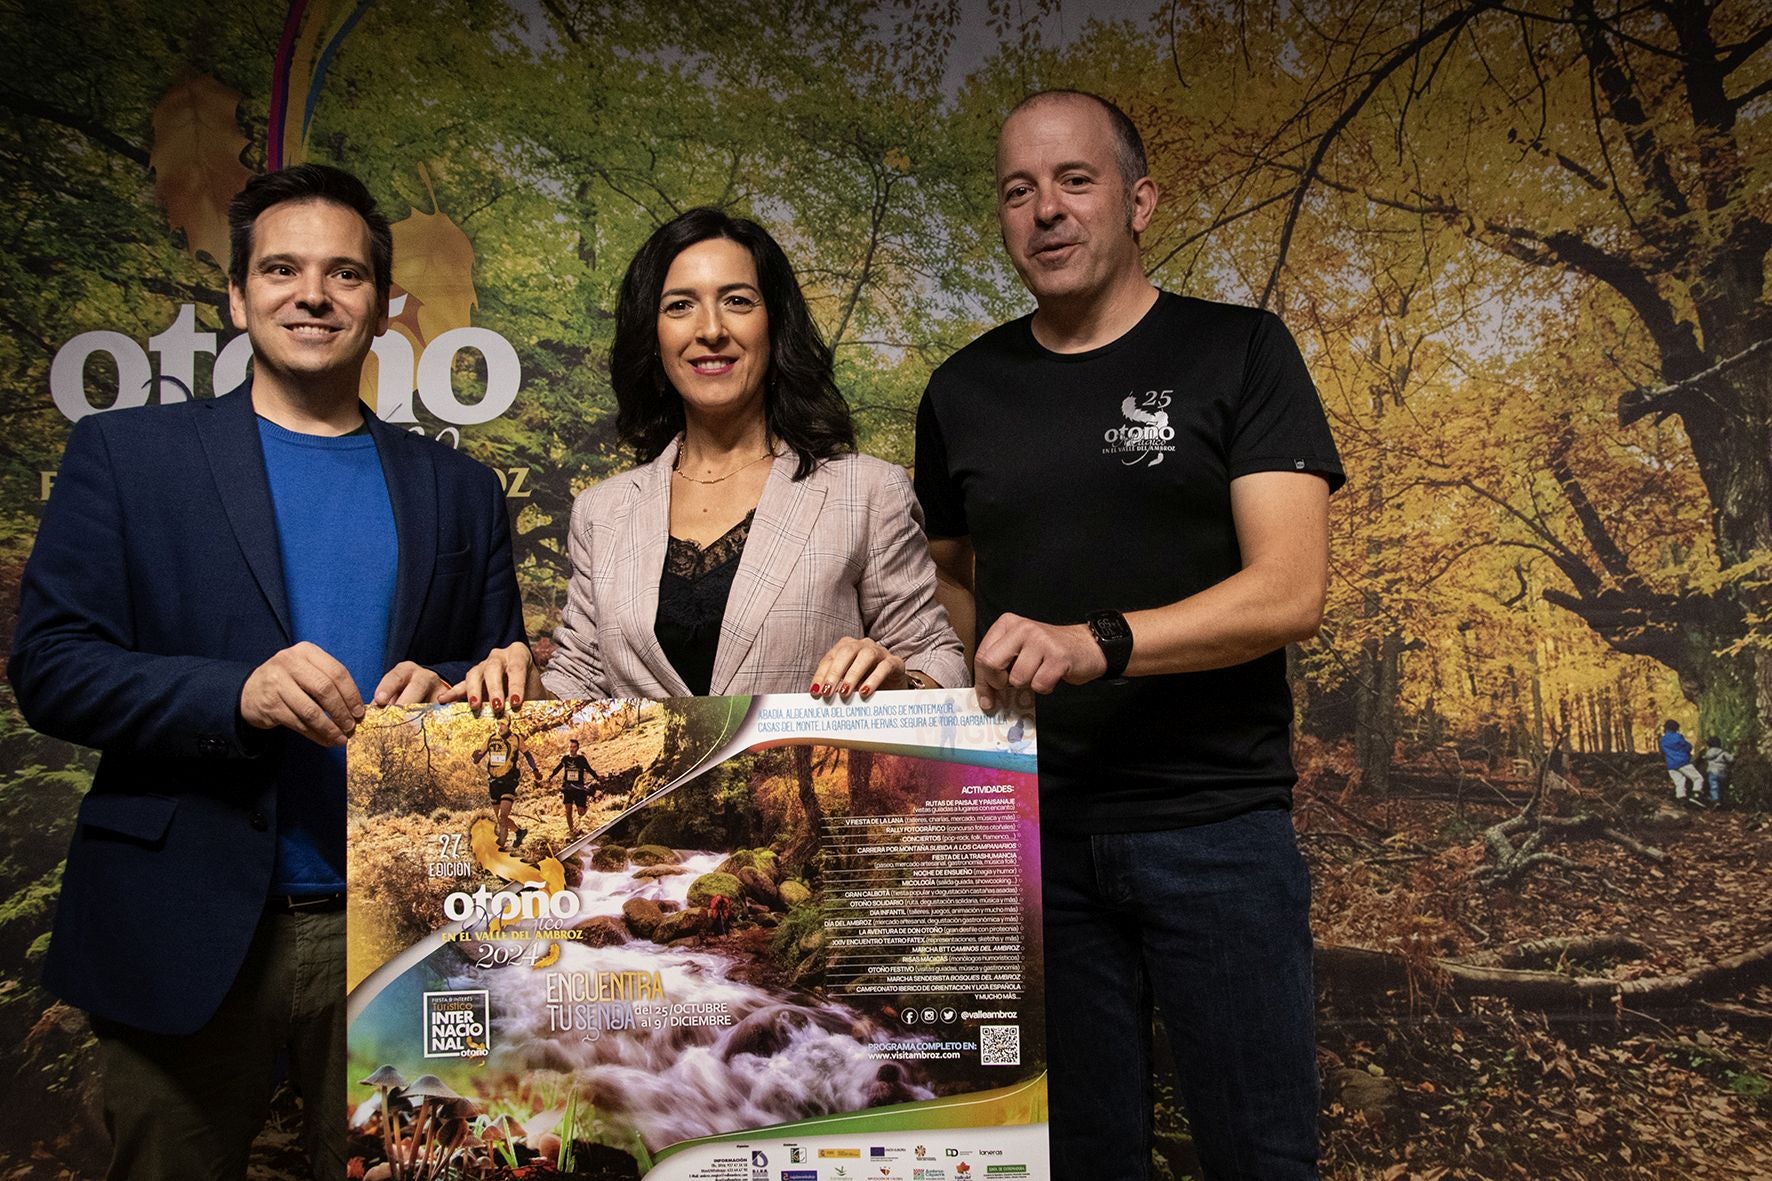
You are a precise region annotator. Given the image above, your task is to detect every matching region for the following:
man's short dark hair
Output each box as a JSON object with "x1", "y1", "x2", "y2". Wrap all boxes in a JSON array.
[
  {"x1": 227, "y1": 164, "x2": 394, "y2": 307},
  {"x1": 1664, "y1": 719, "x2": 1681, "y2": 732},
  {"x1": 1008, "y1": 89, "x2": 1148, "y2": 187}
]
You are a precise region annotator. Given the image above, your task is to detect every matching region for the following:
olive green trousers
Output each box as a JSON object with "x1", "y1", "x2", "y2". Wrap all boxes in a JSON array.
[{"x1": 93, "y1": 907, "x2": 346, "y2": 1181}]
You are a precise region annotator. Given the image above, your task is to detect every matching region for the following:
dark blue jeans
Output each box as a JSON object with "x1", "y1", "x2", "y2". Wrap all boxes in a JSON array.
[{"x1": 1042, "y1": 808, "x2": 1319, "y2": 1180}]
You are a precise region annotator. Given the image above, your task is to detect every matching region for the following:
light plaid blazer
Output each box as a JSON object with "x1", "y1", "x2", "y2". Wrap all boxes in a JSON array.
[{"x1": 541, "y1": 439, "x2": 967, "y2": 699}]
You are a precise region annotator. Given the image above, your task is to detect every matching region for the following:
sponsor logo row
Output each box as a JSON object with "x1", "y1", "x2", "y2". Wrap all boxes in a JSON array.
[{"x1": 742, "y1": 1144, "x2": 1032, "y2": 1179}]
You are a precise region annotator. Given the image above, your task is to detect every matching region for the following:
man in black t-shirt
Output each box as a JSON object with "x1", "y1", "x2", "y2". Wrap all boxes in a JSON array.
[
  {"x1": 914, "y1": 90, "x2": 1342, "y2": 1180},
  {"x1": 547, "y1": 737, "x2": 599, "y2": 836}
]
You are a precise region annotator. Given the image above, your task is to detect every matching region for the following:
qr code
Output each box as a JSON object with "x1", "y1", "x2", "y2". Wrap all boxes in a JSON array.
[{"x1": 979, "y1": 1024, "x2": 1020, "y2": 1066}]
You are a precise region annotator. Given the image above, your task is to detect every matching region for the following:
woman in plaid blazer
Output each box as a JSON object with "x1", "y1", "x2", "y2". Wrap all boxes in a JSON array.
[{"x1": 457, "y1": 208, "x2": 965, "y2": 704}]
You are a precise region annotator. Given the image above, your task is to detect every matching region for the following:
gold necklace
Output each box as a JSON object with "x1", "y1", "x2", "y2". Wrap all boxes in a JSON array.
[{"x1": 672, "y1": 447, "x2": 777, "y2": 485}]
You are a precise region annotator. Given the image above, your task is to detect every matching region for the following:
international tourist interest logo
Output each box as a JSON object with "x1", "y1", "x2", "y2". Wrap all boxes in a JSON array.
[{"x1": 422, "y1": 989, "x2": 490, "y2": 1059}]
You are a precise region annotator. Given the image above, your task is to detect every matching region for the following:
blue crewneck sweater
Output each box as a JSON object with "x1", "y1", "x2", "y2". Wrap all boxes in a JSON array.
[{"x1": 257, "y1": 417, "x2": 397, "y2": 894}]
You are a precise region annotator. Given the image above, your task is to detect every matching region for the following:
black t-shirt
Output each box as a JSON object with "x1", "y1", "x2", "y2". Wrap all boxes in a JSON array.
[
  {"x1": 914, "y1": 292, "x2": 1344, "y2": 833},
  {"x1": 554, "y1": 754, "x2": 593, "y2": 789}
]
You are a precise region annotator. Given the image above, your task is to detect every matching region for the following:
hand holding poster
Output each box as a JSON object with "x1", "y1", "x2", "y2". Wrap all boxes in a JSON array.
[{"x1": 346, "y1": 690, "x2": 1048, "y2": 1179}]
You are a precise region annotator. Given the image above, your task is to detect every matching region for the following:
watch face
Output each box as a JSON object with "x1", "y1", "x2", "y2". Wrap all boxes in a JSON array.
[
  {"x1": 1089, "y1": 612, "x2": 1131, "y2": 644},
  {"x1": 1087, "y1": 610, "x2": 1133, "y2": 679}
]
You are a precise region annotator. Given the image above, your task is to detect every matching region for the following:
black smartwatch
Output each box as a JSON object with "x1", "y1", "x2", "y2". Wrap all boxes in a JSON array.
[{"x1": 1085, "y1": 610, "x2": 1133, "y2": 680}]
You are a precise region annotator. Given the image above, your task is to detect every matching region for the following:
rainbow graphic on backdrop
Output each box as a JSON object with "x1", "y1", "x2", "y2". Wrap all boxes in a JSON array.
[{"x1": 269, "y1": 0, "x2": 375, "y2": 169}]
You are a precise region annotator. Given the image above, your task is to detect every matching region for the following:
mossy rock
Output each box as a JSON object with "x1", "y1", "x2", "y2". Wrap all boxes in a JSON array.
[
  {"x1": 736, "y1": 866, "x2": 781, "y2": 909},
  {"x1": 574, "y1": 915, "x2": 630, "y2": 948},
  {"x1": 716, "y1": 850, "x2": 755, "y2": 875},
  {"x1": 652, "y1": 908, "x2": 705, "y2": 943},
  {"x1": 632, "y1": 864, "x2": 688, "y2": 879},
  {"x1": 718, "y1": 848, "x2": 780, "y2": 880},
  {"x1": 590, "y1": 845, "x2": 629, "y2": 872},
  {"x1": 621, "y1": 897, "x2": 664, "y2": 939},
  {"x1": 630, "y1": 844, "x2": 682, "y2": 867},
  {"x1": 777, "y1": 879, "x2": 812, "y2": 908},
  {"x1": 686, "y1": 871, "x2": 742, "y2": 908}
]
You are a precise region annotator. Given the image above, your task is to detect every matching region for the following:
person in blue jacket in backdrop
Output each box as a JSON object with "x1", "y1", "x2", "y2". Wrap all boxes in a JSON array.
[{"x1": 1659, "y1": 719, "x2": 1706, "y2": 806}]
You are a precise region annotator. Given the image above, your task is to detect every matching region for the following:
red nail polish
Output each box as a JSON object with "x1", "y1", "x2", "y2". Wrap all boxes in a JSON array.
[
  {"x1": 810, "y1": 683, "x2": 822, "y2": 695},
  {"x1": 859, "y1": 685, "x2": 872, "y2": 697},
  {"x1": 838, "y1": 683, "x2": 850, "y2": 695},
  {"x1": 469, "y1": 696, "x2": 480, "y2": 707},
  {"x1": 492, "y1": 699, "x2": 503, "y2": 710}
]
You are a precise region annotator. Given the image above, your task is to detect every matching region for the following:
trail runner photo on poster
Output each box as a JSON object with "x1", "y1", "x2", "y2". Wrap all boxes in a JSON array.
[{"x1": 345, "y1": 690, "x2": 1047, "y2": 1180}]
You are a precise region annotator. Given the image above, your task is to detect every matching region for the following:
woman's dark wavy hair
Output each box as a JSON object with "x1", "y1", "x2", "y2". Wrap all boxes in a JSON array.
[{"x1": 611, "y1": 207, "x2": 854, "y2": 479}]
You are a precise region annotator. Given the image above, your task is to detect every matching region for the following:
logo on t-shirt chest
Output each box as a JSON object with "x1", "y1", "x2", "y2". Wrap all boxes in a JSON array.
[{"x1": 1101, "y1": 388, "x2": 1177, "y2": 466}]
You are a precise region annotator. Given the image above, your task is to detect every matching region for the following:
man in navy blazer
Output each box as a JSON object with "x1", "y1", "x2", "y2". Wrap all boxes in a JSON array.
[{"x1": 9, "y1": 164, "x2": 523, "y2": 1180}]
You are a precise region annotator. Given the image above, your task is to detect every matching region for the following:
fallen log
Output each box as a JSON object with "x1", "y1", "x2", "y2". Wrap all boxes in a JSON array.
[
  {"x1": 1535, "y1": 814, "x2": 1669, "y2": 862},
  {"x1": 1475, "y1": 811, "x2": 1668, "y2": 886},
  {"x1": 1307, "y1": 771, "x2": 1536, "y2": 804},
  {"x1": 1316, "y1": 939, "x2": 1772, "y2": 1008},
  {"x1": 1700, "y1": 1000, "x2": 1772, "y2": 1026},
  {"x1": 1496, "y1": 934, "x2": 1650, "y2": 969}
]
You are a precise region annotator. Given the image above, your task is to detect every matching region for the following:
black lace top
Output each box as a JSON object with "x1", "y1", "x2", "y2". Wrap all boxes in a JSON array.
[{"x1": 654, "y1": 512, "x2": 753, "y2": 696}]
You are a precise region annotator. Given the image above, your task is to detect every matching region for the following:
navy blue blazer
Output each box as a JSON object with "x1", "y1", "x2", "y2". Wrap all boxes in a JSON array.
[{"x1": 8, "y1": 387, "x2": 524, "y2": 1035}]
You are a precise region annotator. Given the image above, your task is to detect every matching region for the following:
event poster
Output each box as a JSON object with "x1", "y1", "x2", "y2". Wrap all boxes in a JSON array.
[{"x1": 345, "y1": 691, "x2": 1046, "y2": 1180}]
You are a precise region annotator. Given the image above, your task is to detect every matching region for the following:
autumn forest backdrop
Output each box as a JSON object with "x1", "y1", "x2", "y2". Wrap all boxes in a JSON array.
[{"x1": 1, "y1": 1, "x2": 1769, "y2": 1177}]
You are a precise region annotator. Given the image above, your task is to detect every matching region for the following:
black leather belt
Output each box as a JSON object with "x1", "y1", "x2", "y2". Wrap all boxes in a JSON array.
[{"x1": 269, "y1": 893, "x2": 346, "y2": 913}]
